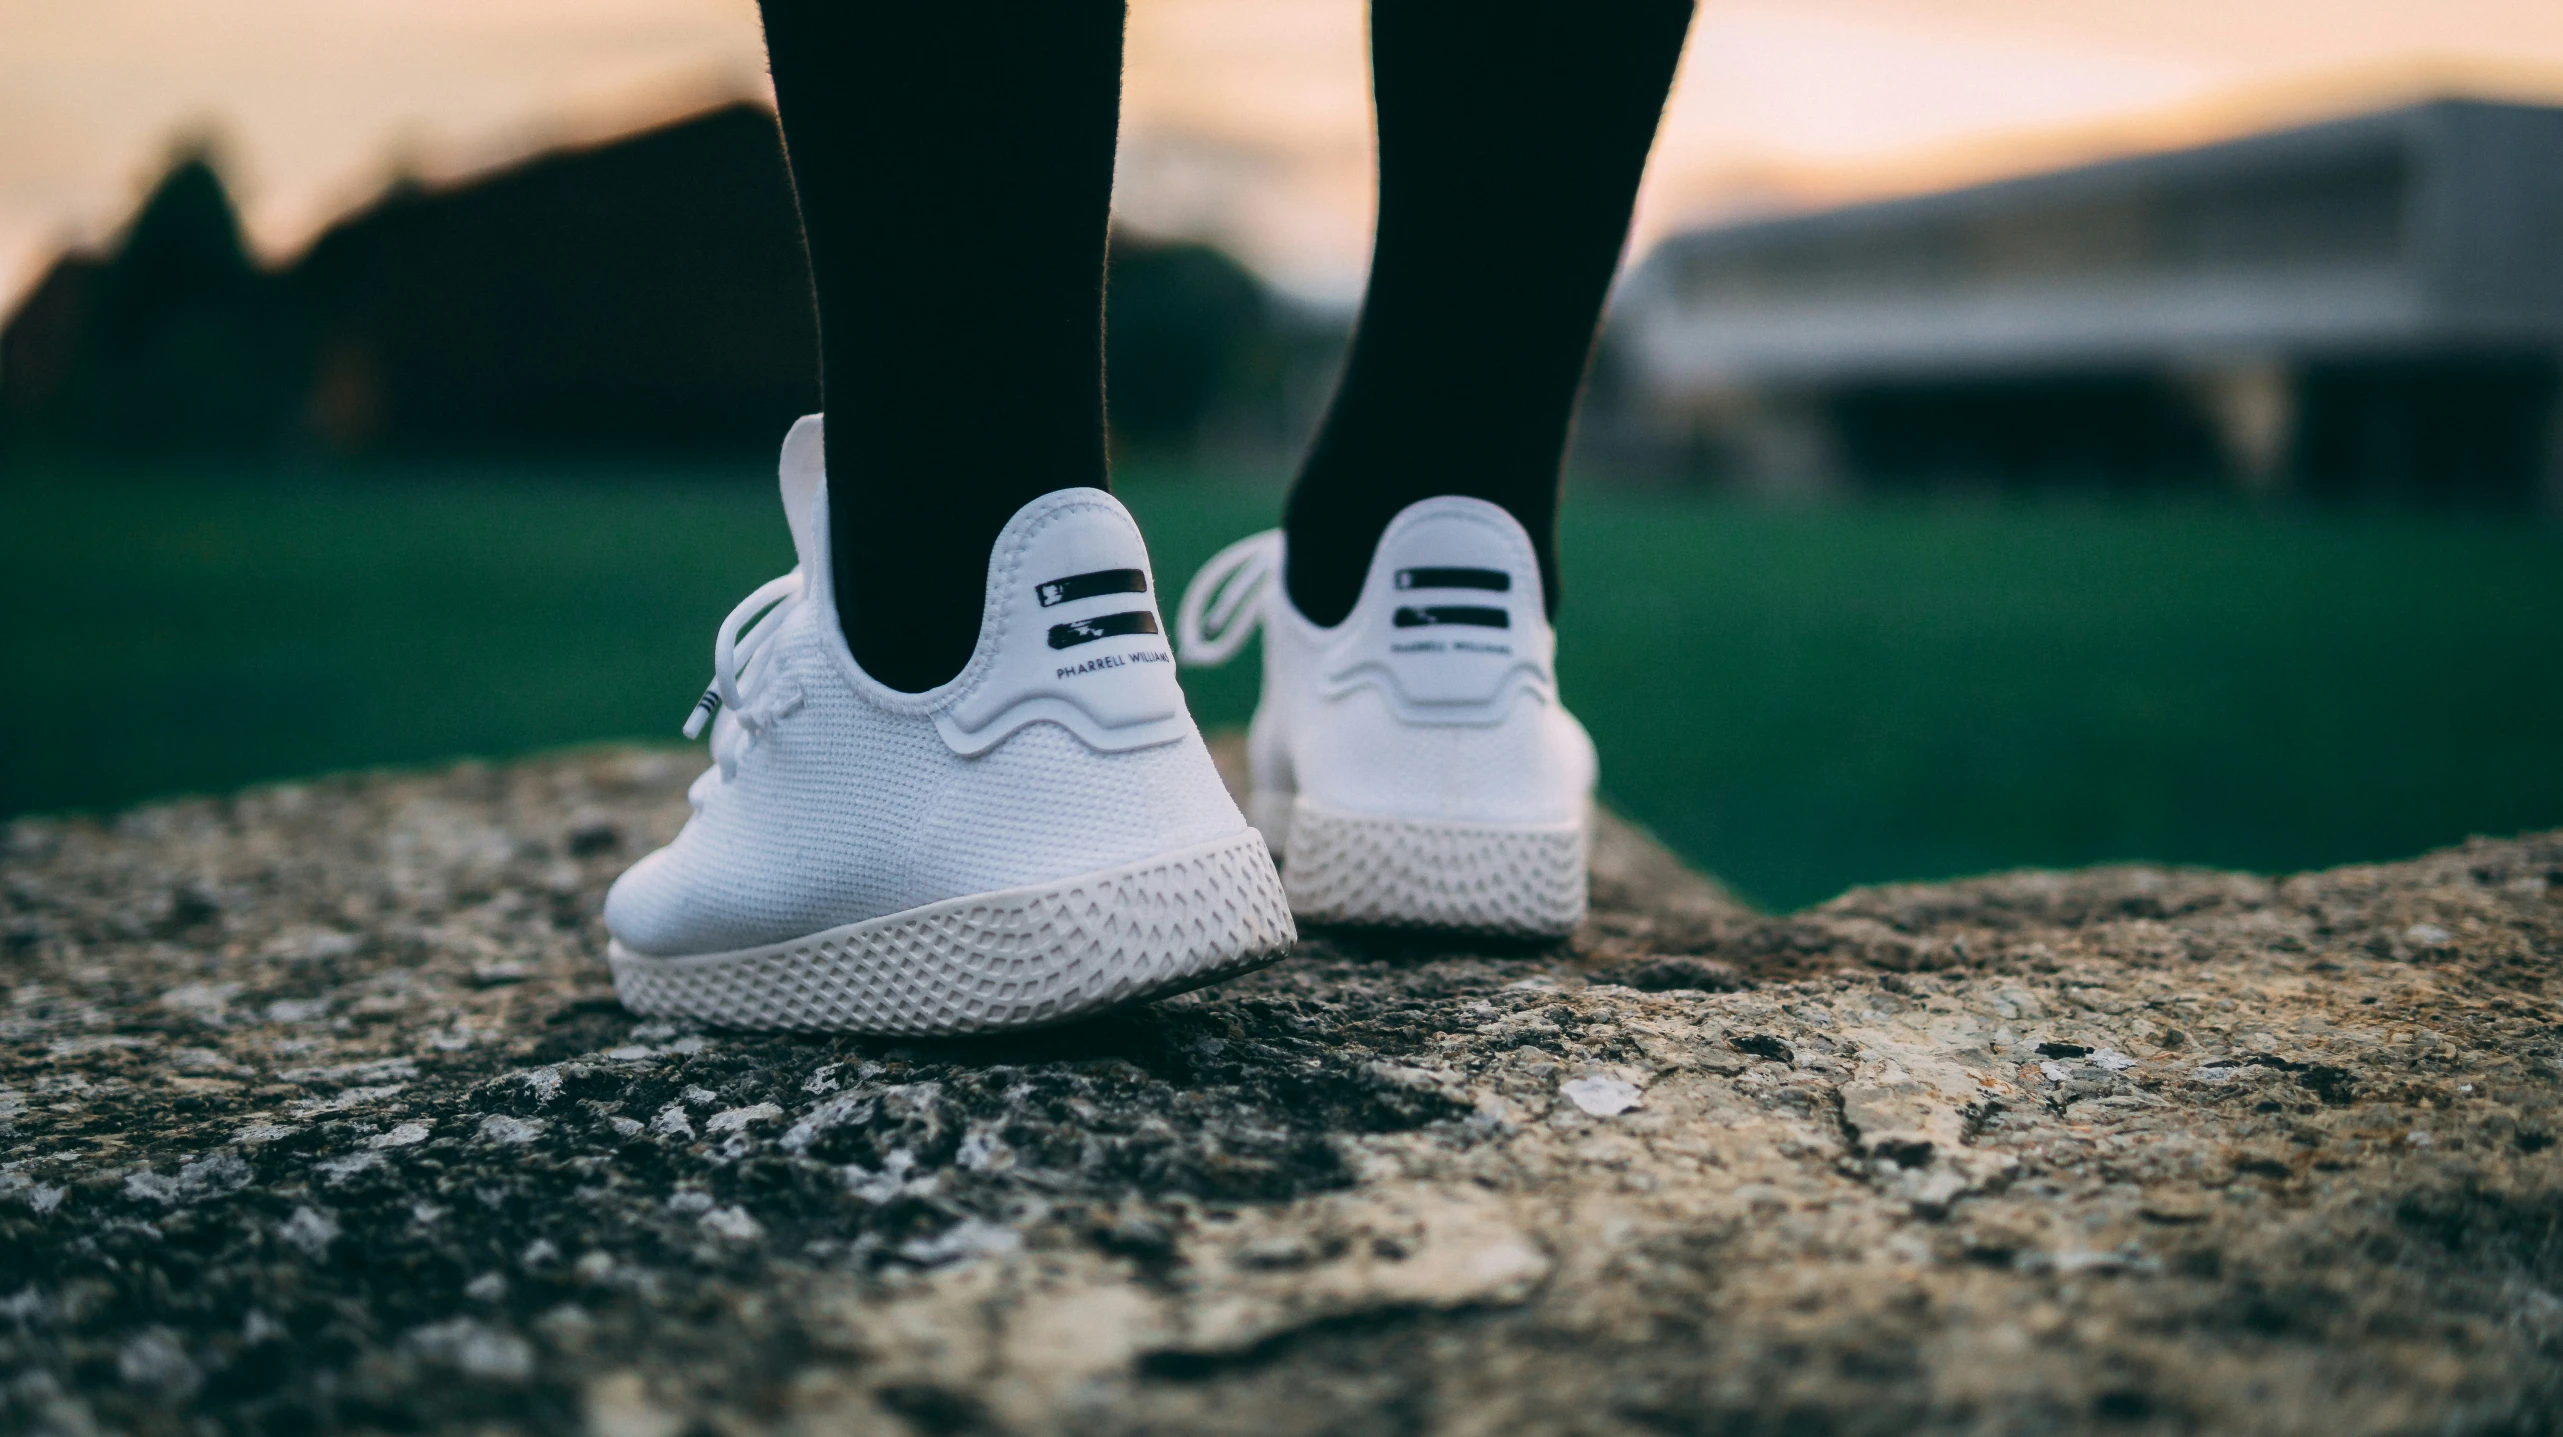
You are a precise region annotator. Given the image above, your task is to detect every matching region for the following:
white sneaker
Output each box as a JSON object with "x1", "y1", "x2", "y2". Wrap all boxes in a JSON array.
[
  {"x1": 604, "y1": 416, "x2": 1295, "y2": 1033},
  {"x1": 1175, "y1": 496, "x2": 1596, "y2": 936}
]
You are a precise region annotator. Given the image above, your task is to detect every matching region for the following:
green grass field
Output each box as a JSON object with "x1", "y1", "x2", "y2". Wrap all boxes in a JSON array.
[{"x1": 7, "y1": 456, "x2": 2561, "y2": 910}]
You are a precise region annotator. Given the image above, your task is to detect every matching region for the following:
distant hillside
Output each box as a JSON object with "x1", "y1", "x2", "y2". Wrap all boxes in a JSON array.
[
  {"x1": 1, "y1": 103, "x2": 1334, "y2": 460},
  {"x1": 285, "y1": 104, "x2": 819, "y2": 453}
]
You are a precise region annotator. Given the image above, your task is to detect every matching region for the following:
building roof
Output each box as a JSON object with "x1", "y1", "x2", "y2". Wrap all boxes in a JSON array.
[{"x1": 1621, "y1": 98, "x2": 2563, "y2": 388}]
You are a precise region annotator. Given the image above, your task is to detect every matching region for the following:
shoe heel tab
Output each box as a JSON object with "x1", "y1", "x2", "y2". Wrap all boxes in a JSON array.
[
  {"x1": 1386, "y1": 493, "x2": 1529, "y2": 535},
  {"x1": 995, "y1": 485, "x2": 1136, "y2": 538},
  {"x1": 1366, "y1": 496, "x2": 1545, "y2": 614}
]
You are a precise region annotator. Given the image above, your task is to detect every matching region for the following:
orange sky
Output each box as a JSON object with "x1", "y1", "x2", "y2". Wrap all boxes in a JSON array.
[{"x1": 5, "y1": 0, "x2": 2563, "y2": 309}]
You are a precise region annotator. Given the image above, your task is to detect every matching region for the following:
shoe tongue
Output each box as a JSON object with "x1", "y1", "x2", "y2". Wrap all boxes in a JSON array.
[{"x1": 777, "y1": 414, "x2": 828, "y2": 580}]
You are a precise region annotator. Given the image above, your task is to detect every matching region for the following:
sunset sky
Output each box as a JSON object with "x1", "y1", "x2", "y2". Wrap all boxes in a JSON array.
[{"x1": 5, "y1": 0, "x2": 2563, "y2": 309}]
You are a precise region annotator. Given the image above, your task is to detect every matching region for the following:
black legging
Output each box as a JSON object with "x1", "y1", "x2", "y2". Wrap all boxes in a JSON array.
[{"x1": 758, "y1": 0, "x2": 1693, "y2": 692}]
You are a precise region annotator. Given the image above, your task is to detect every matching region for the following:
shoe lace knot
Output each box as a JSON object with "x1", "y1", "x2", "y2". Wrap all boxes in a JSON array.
[
  {"x1": 682, "y1": 569, "x2": 808, "y2": 783},
  {"x1": 1175, "y1": 529, "x2": 1281, "y2": 667}
]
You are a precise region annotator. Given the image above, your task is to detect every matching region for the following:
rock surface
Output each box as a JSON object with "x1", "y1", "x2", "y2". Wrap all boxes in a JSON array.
[{"x1": 3, "y1": 745, "x2": 2559, "y2": 1436}]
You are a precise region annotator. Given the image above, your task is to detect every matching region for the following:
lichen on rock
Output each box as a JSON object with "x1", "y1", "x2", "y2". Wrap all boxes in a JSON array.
[{"x1": 1, "y1": 745, "x2": 2559, "y2": 1435}]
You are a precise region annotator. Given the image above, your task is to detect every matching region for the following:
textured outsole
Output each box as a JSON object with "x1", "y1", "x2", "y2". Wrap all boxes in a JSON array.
[
  {"x1": 608, "y1": 829, "x2": 1295, "y2": 1034},
  {"x1": 1279, "y1": 798, "x2": 1588, "y2": 937}
]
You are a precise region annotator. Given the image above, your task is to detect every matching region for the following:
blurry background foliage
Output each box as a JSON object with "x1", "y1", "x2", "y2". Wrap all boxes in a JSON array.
[{"x1": 4, "y1": 103, "x2": 2560, "y2": 910}]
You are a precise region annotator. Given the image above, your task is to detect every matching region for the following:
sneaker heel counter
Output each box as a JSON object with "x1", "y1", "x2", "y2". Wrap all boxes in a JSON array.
[
  {"x1": 935, "y1": 489, "x2": 1195, "y2": 757},
  {"x1": 1329, "y1": 497, "x2": 1556, "y2": 720},
  {"x1": 1304, "y1": 683, "x2": 1585, "y2": 825}
]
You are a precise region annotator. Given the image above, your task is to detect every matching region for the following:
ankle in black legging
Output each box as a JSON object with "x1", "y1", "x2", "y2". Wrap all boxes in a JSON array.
[
  {"x1": 1284, "y1": 0, "x2": 1694, "y2": 626},
  {"x1": 757, "y1": 0, "x2": 1125, "y2": 694},
  {"x1": 756, "y1": 0, "x2": 1691, "y2": 686}
]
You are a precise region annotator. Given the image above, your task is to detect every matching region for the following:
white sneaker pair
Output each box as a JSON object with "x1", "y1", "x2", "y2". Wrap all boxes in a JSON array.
[{"x1": 603, "y1": 416, "x2": 1595, "y2": 1034}]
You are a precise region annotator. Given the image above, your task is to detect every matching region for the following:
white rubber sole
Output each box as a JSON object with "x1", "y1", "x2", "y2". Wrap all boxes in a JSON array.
[
  {"x1": 1275, "y1": 796, "x2": 1589, "y2": 937},
  {"x1": 608, "y1": 829, "x2": 1295, "y2": 1034}
]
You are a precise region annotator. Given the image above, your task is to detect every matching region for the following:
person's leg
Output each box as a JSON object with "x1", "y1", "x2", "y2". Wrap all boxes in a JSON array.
[
  {"x1": 1281, "y1": 0, "x2": 1693, "y2": 625},
  {"x1": 757, "y1": 0, "x2": 1125, "y2": 692},
  {"x1": 607, "y1": 2, "x2": 1294, "y2": 1035}
]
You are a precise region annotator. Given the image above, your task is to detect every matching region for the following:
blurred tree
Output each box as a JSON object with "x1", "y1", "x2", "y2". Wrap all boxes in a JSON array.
[
  {"x1": 34, "y1": 149, "x2": 299, "y2": 450},
  {"x1": 2292, "y1": 355, "x2": 2563, "y2": 506},
  {"x1": 1103, "y1": 233, "x2": 1275, "y2": 452},
  {"x1": 281, "y1": 106, "x2": 819, "y2": 456},
  {"x1": 1, "y1": 112, "x2": 1327, "y2": 466}
]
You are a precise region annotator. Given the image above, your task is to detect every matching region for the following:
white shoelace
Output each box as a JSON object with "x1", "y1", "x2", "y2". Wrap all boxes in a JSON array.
[
  {"x1": 1174, "y1": 529, "x2": 1281, "y2": 667},
  {"x1": 681, "y1": 569, "x2": 807, "y2": 781}
]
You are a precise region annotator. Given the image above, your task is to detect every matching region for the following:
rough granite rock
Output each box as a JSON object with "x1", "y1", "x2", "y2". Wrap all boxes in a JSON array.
[{"x1": 2, "y1": 744, "x2": 2558, "y2": 1437}]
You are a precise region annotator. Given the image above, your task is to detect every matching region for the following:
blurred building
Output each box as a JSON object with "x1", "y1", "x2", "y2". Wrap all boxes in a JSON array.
[
  {"x1": 1, "y1": 103, "x2": 1325, "y2": 462},
  {"x1": 1595, "y1": 98, "x2": 2563, "y2": 507}
]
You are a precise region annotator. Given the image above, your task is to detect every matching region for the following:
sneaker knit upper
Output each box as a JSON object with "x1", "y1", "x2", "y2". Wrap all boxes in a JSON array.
[{"x1": 605, "y1": 418, "x2": 1244, "y2": 958}]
